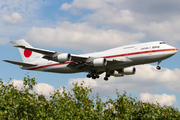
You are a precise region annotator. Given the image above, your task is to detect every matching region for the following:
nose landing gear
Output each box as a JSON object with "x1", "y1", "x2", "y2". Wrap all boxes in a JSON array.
[
  {"x1": 156, "y1": 60, "x2": 161, "y2": 70},
  {"x1": 156, "y1": 66, "x2": 161, "y2": 70}
]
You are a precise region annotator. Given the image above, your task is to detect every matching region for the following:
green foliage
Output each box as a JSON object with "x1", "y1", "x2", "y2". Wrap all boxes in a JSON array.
[{"x1": 0, "y1": 76, "x2": 179, "y2": 119}]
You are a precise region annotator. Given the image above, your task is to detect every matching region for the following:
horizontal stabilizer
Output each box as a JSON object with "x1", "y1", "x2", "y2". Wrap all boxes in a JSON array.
[
  {"x1": 10, "y1": 41, "x2": 56, "y2": 55},
  {"x1": 3, "y1": 60, "x2": 37, "y2": 67},
  {"x1": 10, "y1": 41, "x2": 19, "y2": 47}
]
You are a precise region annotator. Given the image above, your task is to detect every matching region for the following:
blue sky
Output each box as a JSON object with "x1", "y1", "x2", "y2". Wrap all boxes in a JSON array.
[{"x1": 1, "y1": 0, "x2": 180, "y2": 108}]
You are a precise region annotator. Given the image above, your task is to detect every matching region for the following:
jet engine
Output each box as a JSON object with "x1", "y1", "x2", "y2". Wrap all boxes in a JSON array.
[
  {"x1": 111, "y1": 67, "x2": 136, "y2": 77},
  {"x1": 112, "y1": 71, "x2": 124, "y2": 77},
  {"x1": 57, "y1": 53, "x2": 71, "y2": 63},
  {"x1": 93, "y1": 58, "x2": 107, "y2": 67},
  {"x1": 123, "y1": 67, "x2": 136, "y2": 75}
]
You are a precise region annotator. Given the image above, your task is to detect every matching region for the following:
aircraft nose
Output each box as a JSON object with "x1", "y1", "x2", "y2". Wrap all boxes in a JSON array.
[
  {"x1": 172, "y1": 47, "x2": 178, "y2": 54},
  {"x1": 164, "y1": 45, "x2": 178, "y2": 58}
]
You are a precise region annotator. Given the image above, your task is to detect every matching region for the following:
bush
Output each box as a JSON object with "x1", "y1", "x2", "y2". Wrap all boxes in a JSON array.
[{"x1": 0, "y1": 76, "x2": 179, "y2": 119}]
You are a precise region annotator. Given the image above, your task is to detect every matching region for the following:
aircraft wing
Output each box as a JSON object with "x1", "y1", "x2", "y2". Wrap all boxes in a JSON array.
[
  {"x1": 3, "y1": 60, "x2": 37, "y2": 67},
  {"x1": 71, "y1": 54, "x2": 90, "y2": 61},
  {"x1": 10, "y1": 41, "x2": 91, "y2": 62},
  {"x1": 10, "y1": 41, "x2": 132, "y2": 67}
]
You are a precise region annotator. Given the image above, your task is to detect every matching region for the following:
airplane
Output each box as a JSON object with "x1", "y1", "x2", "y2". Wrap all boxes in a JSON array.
[{"x1": 3, "y1": 39, "x2": 178, "y2": 81}]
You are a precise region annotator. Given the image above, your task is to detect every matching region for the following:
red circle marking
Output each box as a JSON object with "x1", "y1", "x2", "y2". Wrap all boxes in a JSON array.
[{"x1": 24, "y1": 49, "x2": 32, "y2": 58}]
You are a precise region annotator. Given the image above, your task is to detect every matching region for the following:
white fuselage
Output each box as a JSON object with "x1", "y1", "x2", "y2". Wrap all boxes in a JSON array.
[{"x1": 21, "y1": 41, "x2": 178, "y2": 73}]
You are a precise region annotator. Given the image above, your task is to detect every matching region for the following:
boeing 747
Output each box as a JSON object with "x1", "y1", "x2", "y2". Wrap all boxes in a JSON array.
[{"x1": 4, "y1": 39, "x2": 178, "y2": 81}]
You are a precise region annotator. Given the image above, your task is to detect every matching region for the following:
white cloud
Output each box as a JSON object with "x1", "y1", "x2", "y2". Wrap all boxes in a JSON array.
[
  {"x1": 139, "y1": 17, "x2": 180, "y2": 44},
  {"x1": 59, "y1": 0, "x2": 180, "y2": 48},
  {"x1": 60, "y1": 0, "x2": 110, "y2": 11},
  {"x1": 34, "y1": 83, "x2": 55, "y2": 96},
  {"x1": 24, "y1": 21, "x2": 145, "y2": 52},
  {"x1": 0, "y1": 0, "x2": 48, "y2": 40},
  {"x1": 140, "y1": 93, "x2": 177, "y2": 106},
  {"x1": 0, "y1": 0, "x2": 46, "y2": 18},
  {"x1": 132, "y1": 65, "x2": 180, "y2": 92},
  {"x1": 10, "y1": 79, "x2": 24, "y2": 90},
  {"x1": 60, "y1": 0, "x2": 134, "y2": 26},
  {"x1": 82, "y1": 6, "x2": 134, "y2": 27},
  {"x1": 2, "y1": 12, "x2": 26, "y2": 24},
  {"x1": 10, "y1": 79, "x2": 55, "y2": 96},
  {"x1": 66, "y1": 65, "x2": 180, "y2": 96},
  {"x1": 60, "y1": 3, "x2": 72, "y2": 11},
  {"x1": 59, "y1": 0, "x2": 125, "y2": 16},
  {"x1": 114, "y1": 0, "x2": 180, "y2": 16},
  {"x1": 0, "y1": 37, "x2": 9, "y2": 45}
]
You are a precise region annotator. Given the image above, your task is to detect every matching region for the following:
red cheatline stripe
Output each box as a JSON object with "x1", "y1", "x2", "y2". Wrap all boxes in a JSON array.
[
  {"x1": 103, "y1": 48, "x2": 178, "y2": 58},
  {"x1": 27, "y1": 48, "x2": 178, "y2": 70},
  {"x1": 28, "y1": 61, "x2": 71, "y2": 70}
]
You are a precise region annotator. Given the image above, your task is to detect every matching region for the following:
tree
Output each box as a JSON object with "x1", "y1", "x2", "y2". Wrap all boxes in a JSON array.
[{"x1": 0, "y1": 76, "x2": 179, "y2": 119}]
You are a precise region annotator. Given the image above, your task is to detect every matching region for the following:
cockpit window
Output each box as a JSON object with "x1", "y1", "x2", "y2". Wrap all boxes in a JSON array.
[{"x1": 160, "y1": 42, "x2": 165, "y2": 44}]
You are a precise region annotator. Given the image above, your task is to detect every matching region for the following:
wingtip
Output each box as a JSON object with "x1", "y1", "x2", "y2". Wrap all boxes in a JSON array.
[
  {"x1": 10, "y1": 41, "x2": 18, "y2": 47},
  {"x1": 3, "y1": 60, "x2": 10, "y2": 62},
  {"x1": 3, "y1": 60, "x2": 9, "y2": 63}
]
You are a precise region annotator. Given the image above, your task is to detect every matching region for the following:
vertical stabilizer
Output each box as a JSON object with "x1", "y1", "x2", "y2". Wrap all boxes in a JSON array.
[{"x1": 16, "y1": 39, "x2": 43, "y2": 63}]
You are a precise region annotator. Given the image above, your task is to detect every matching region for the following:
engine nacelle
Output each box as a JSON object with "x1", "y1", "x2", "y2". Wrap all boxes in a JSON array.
[
  {"x1": 111, "y1": 67, "x2": 136, "y2": 77},
  {"x1": 123, "y1": 67, "x2": 136, "y2": 75},
  {"x1": 93, "y1": 58, "x2": 107, "y2": 67},
  {"x1": 112, "y1": 71, "x2": 124, "y2": 77},
  {"x1": 57, "y1": 53, "x2": 71, "y2": 63}
]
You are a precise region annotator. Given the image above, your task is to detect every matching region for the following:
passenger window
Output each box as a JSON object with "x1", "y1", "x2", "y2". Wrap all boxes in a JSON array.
[{"x1": 160, "y1": 42, "x2": 165, "y2": 44}]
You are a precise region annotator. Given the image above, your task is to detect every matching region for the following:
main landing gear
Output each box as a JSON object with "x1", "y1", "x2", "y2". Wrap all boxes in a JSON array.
[
  {"x1": 87, "y1": 71, "x2": 99, "y2": 79},
  {"x1": 87, "y1": 71, "x2": 111, "y2": 81},
  {"x1": 156, "y1": 60, "x2": 161, "y2": 70},
  {"x1": 104, "y1": 73, "x2": 110, "y2": 81}
]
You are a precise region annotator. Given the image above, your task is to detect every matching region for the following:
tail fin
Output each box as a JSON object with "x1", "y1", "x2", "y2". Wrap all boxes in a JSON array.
[{"x1": 16, "y1": 39, "x2": 43, "y2": 63}]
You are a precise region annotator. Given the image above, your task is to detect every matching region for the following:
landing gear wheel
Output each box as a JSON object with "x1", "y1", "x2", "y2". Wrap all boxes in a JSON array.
[
  {"x1": 104, "y1": 77, "x2": 108, "y2": 81},
  {"x1": 156, "y1": 66, "x2": 161, "y2": 70},
  {"x1": 92, "y1": 75, "x2": 96, "y2": 79},
  {"x1": 87, "y1": 74, "x2": 91, "y2": 78},
  {"x1": 96, "y1": 75, "x2": 99, "y2": 79}
]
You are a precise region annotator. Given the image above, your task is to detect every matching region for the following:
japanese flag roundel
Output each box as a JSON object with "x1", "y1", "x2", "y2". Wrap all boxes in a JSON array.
[{"x1": 24, "y1": 49, "x2": 32, "y2": 58}]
